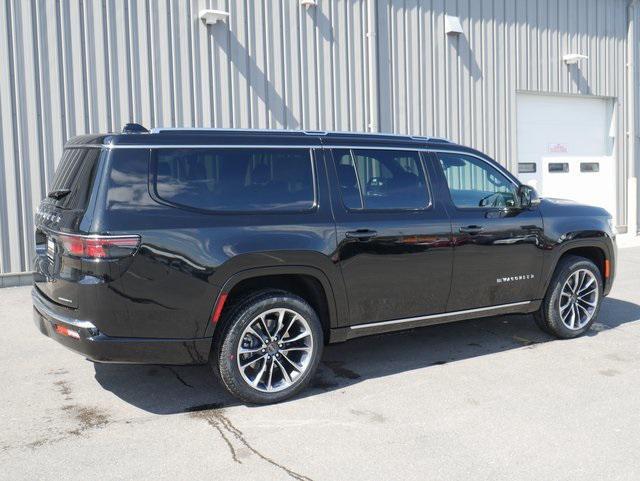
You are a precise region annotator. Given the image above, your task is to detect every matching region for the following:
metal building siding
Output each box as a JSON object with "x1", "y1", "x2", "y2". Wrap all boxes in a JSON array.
[
  {"x1": 0, "y1": 0, "x2": 635, "y2": 276},
  {"x1": 376, "y1": 1, "x2": 628, "y2": 158}
]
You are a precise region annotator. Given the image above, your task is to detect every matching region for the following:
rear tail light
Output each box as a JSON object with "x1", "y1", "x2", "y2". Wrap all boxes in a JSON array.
[{"x1": 58, "y1": 234, "x2": 140, "y2": 259}]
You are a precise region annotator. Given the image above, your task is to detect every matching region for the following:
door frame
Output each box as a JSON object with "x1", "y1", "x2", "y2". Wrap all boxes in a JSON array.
[{"x1": 323, "y1": 145, "x2": 455, "y2": 326}]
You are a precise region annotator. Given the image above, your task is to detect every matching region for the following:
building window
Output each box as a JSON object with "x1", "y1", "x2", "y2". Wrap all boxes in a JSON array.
[
  {"x1": 548, "y1": 163, "x2": 569, "y2": 173},
  {"x1": 580, "y1": 162, "x2": 600, "y2": 173},
  {"x1": 518, "y1": 162, "x2": 537, "y2": 174}
]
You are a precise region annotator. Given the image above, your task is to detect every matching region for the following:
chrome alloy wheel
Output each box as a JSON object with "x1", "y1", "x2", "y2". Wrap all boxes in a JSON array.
[
  {"x1": 236, "y1": 308, "x2": 313, "y2": 393},
  {"x1": 559, "y1": 269, "x2": 599, "y2": 330}
]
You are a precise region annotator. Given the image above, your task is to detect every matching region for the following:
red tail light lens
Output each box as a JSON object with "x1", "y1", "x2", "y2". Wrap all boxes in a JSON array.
[
  {"x1": 55, "y1": 324, "x2": 80, "y2": 339},
  {"x1": 58, "y1": 234, "x2": 140, "y2": 259}
]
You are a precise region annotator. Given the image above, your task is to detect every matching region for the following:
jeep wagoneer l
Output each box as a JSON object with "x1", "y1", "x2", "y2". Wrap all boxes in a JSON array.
[{"x1": 33, "y1": 125, "x2": 616, "y2": 403}]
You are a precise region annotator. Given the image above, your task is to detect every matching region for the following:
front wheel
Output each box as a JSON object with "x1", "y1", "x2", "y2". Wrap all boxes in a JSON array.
[
  {"x1": 534, "y1": 255, "x2": 603, "y2": 339},
  {"x1": 215, "y1": 290, "x2": 323, "y2": 404}
]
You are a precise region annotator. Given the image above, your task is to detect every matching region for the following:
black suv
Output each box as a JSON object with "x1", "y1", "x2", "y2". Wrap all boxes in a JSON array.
[{"x1": 33, "y1": 125, "x2": 617, "y2": 404}]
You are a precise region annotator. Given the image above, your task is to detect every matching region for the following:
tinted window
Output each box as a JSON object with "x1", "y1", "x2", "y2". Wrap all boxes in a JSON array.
[
  {"x1": 333, "y1": 149, "x2": 429, "y2": 210},
  {"x1": 438, "y1": 153, "x2": 518, "y2": 208},
  {"x1": 49, "y1": 148, "x2": 102, "y2": 210},
  {"x1": 153, "y1": 148, "x2": 315, "y2": 212}
]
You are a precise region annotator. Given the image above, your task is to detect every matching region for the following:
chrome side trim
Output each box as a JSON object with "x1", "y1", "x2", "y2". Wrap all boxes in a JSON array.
[
  {"x1": 32, "y1": 289, "x2": 97, "y2": 329},
  {"x1": 37, "y1": 227, "x2": 140, "y2": 240},
  {"x1": 64, "y1": 145, "x2": 104, "y2": 149},
  {"x1": 349, "y1": 301, "x2": 532, "y2": 330}
]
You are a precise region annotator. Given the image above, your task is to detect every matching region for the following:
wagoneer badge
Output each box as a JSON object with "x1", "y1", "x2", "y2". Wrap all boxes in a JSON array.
[{"x1": 497, "y1": 274, "x2": 535, "y2": 284}]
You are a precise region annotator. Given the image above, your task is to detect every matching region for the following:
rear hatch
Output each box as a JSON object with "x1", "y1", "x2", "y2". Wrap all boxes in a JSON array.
[{"x1": 34, "y1": 146, "x2": 103, "y2": 308}]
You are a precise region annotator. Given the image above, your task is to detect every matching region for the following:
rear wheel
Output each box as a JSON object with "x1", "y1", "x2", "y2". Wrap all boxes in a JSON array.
[
  {"x1": 534, "y1": 255, "x2": 603, "y2": 338},
  {"x1": 214, "y1": 290, "x2": 323, "y2": 404}
]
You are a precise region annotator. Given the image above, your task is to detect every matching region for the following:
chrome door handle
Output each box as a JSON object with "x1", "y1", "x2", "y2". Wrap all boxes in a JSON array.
[
  {"x1": 459, "y1": 225, "x2": 484, "y2": 234},
  {"x1": 345, "y1": 229, "x2": 378, "y2": 241}
]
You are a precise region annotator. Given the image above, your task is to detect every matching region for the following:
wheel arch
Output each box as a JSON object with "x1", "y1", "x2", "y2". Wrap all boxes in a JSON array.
[
  {"x1": 204, "y1": 266, "x2": 342, "y2": 340},
  {"x1": 539, "y1": 238, "x2": 612, "y2": 299}
]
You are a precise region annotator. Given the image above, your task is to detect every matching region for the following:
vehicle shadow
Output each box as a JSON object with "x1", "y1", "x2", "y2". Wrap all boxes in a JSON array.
[{"x1": 93, "y1": 297, "x2": 640, "y2": 414}]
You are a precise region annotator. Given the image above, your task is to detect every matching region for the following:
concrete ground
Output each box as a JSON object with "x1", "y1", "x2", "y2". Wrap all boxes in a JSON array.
[{"x1": 1, "y1": 248, "x2": 640, "y2": 481}]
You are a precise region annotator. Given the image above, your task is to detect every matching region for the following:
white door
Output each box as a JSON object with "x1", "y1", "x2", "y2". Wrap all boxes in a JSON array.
[{"x1": 516, "y1": 93, "x2": 616, "y2": 220}]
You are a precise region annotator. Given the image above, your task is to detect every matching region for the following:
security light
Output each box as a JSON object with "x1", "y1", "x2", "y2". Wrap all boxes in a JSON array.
[
  {"x1": 445, "y1": 15, "x2": 463, "y2": 35},
  {"x1": 300, "y1": 0, "x2": 318, "y2": 7},
  {"x1": 563, "y1": 54, "x2": 589, "y2": 65},
  {"x1": 199, "y1": 9, "x2": 229, "y2": 25}
]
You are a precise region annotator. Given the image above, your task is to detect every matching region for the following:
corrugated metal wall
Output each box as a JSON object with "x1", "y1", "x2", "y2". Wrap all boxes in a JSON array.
[
  {"x1": 376, "y1": 0, "x2": 632, "y2": 225},
  {"x1": 0, "y1": 0, "x2": 636, "y2": 276}
]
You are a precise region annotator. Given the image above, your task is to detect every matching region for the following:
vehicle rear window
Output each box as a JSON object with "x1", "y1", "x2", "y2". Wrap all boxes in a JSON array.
[
  {"x1": 153, "y1": 148, "x2": 315, "y2": 212},
  {"x1": 49, "y1": 148, "x2": 102, "y2": 210},
  {"x1": 332, "y1": 149, "x2": 430, "y2": 210}
]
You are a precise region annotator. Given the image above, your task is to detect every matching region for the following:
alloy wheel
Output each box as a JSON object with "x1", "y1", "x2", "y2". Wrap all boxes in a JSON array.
[
  {"x1": 559, "y1": 269, "x2": 599, "y2": 330},
  {"x1": 236, "y1": 308, "x2": 313, "y2": 393}
]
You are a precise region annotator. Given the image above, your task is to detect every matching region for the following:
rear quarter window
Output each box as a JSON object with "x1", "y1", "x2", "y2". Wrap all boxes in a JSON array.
[
  {"x1": 48, "y1": 148, "x2": 102, "y2": 210},
  {"x1": 152, "y1": 148, "x2": 316, "y2": 212}
]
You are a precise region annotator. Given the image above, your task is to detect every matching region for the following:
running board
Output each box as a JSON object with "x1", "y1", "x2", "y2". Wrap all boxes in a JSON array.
[{"x1": 329, "y1": 300, "x2": 541, "y2": 343}]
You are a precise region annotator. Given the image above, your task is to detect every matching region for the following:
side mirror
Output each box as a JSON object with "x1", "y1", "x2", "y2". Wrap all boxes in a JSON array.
[{"x1": 518, "y1": 184, "x2": 540, "y2": 209}]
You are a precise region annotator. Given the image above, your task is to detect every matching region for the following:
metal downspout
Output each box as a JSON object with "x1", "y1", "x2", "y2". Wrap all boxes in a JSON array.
[
  {"x1": 367, "y1": 0, "x2": 378, "y2": 133},
  {"x1": 629, "y1": 0, "x2": 640, "y2": 234}
]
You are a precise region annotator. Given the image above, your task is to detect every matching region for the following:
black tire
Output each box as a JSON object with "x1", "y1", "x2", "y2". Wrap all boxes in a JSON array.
[
  {"x1": 534, "y1": 255, "x2": 603, "y2": 339},
  {"x1": 213, "y1": 290, "x2": 323, "y2": 404}
]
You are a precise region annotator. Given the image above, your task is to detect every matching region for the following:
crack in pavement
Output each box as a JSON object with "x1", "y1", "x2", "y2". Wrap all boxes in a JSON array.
[
  {"x1": 190, "y1": 408, "x2": 312, "y2": 481},
  {"x1": 163, "y1": 366, "x2": 194, "y2": 388}
]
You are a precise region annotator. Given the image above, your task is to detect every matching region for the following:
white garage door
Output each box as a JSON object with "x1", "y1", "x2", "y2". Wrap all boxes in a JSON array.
[{"x1": 516, "y1": 93, "x2": 616, "y2": 219}]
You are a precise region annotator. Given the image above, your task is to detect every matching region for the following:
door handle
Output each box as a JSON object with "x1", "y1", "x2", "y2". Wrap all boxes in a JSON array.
[
  {"x1": 345, "y1": 229, "x2": 378, "y2": 241},
  {"x1": 459, "y1": 225, "x2": 484, "y2": 234}
]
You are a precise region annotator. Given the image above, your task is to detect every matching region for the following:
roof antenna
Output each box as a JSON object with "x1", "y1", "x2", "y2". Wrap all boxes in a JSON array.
[{"x1": 122, "y1": 123, "x2": 149, "y2": 134}]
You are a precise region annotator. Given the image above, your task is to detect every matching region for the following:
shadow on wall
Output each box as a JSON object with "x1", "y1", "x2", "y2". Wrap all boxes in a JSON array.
[
  {"x1": 450, "y1": 33, "x2": 483, "y2": 81},
  {"x1": 93, "y1": 296, "x2": 640, "y2": 414},
  {"x1": 567, "y1": 64, "x2": 593, "y2": 95},
  {"x1": 221, "y1": 28, "x2": 296, "y2": 128},
  {"x1": 212, "y1": 5, "x2": 334, "y2": 129}
]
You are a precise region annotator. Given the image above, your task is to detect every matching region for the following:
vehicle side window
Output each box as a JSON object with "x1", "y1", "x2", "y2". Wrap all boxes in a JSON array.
[
  {"x1": 333, "y1": 149, "x2": 430, "y2": 210},
  {"x1": 153, "y1": 148, "x2": 315, "y2": 212},
  {"x1": 437, "y1": 153, "x2": 518, "y2": 208}
]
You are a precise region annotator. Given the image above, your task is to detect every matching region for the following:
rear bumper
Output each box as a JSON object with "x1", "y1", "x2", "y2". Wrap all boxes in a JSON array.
[{"x1": 32, "y1": 289, "x2": 211, "y2": 365}]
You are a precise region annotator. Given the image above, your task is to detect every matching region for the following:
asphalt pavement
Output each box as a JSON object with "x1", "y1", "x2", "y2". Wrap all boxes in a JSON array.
[{"x1": 2, "y1": 247, "x2": 640, "y2": 480}]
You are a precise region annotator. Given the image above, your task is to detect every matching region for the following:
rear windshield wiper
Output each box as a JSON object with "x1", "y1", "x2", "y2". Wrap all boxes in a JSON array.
[{"x1": 47, "y1": 189, "x2": 71, "y2": 200}]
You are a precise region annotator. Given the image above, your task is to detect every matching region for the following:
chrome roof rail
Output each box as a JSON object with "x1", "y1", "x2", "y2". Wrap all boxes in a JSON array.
[{"x1": 148, "y1": 127, "x2": 452, "y2": 143}]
